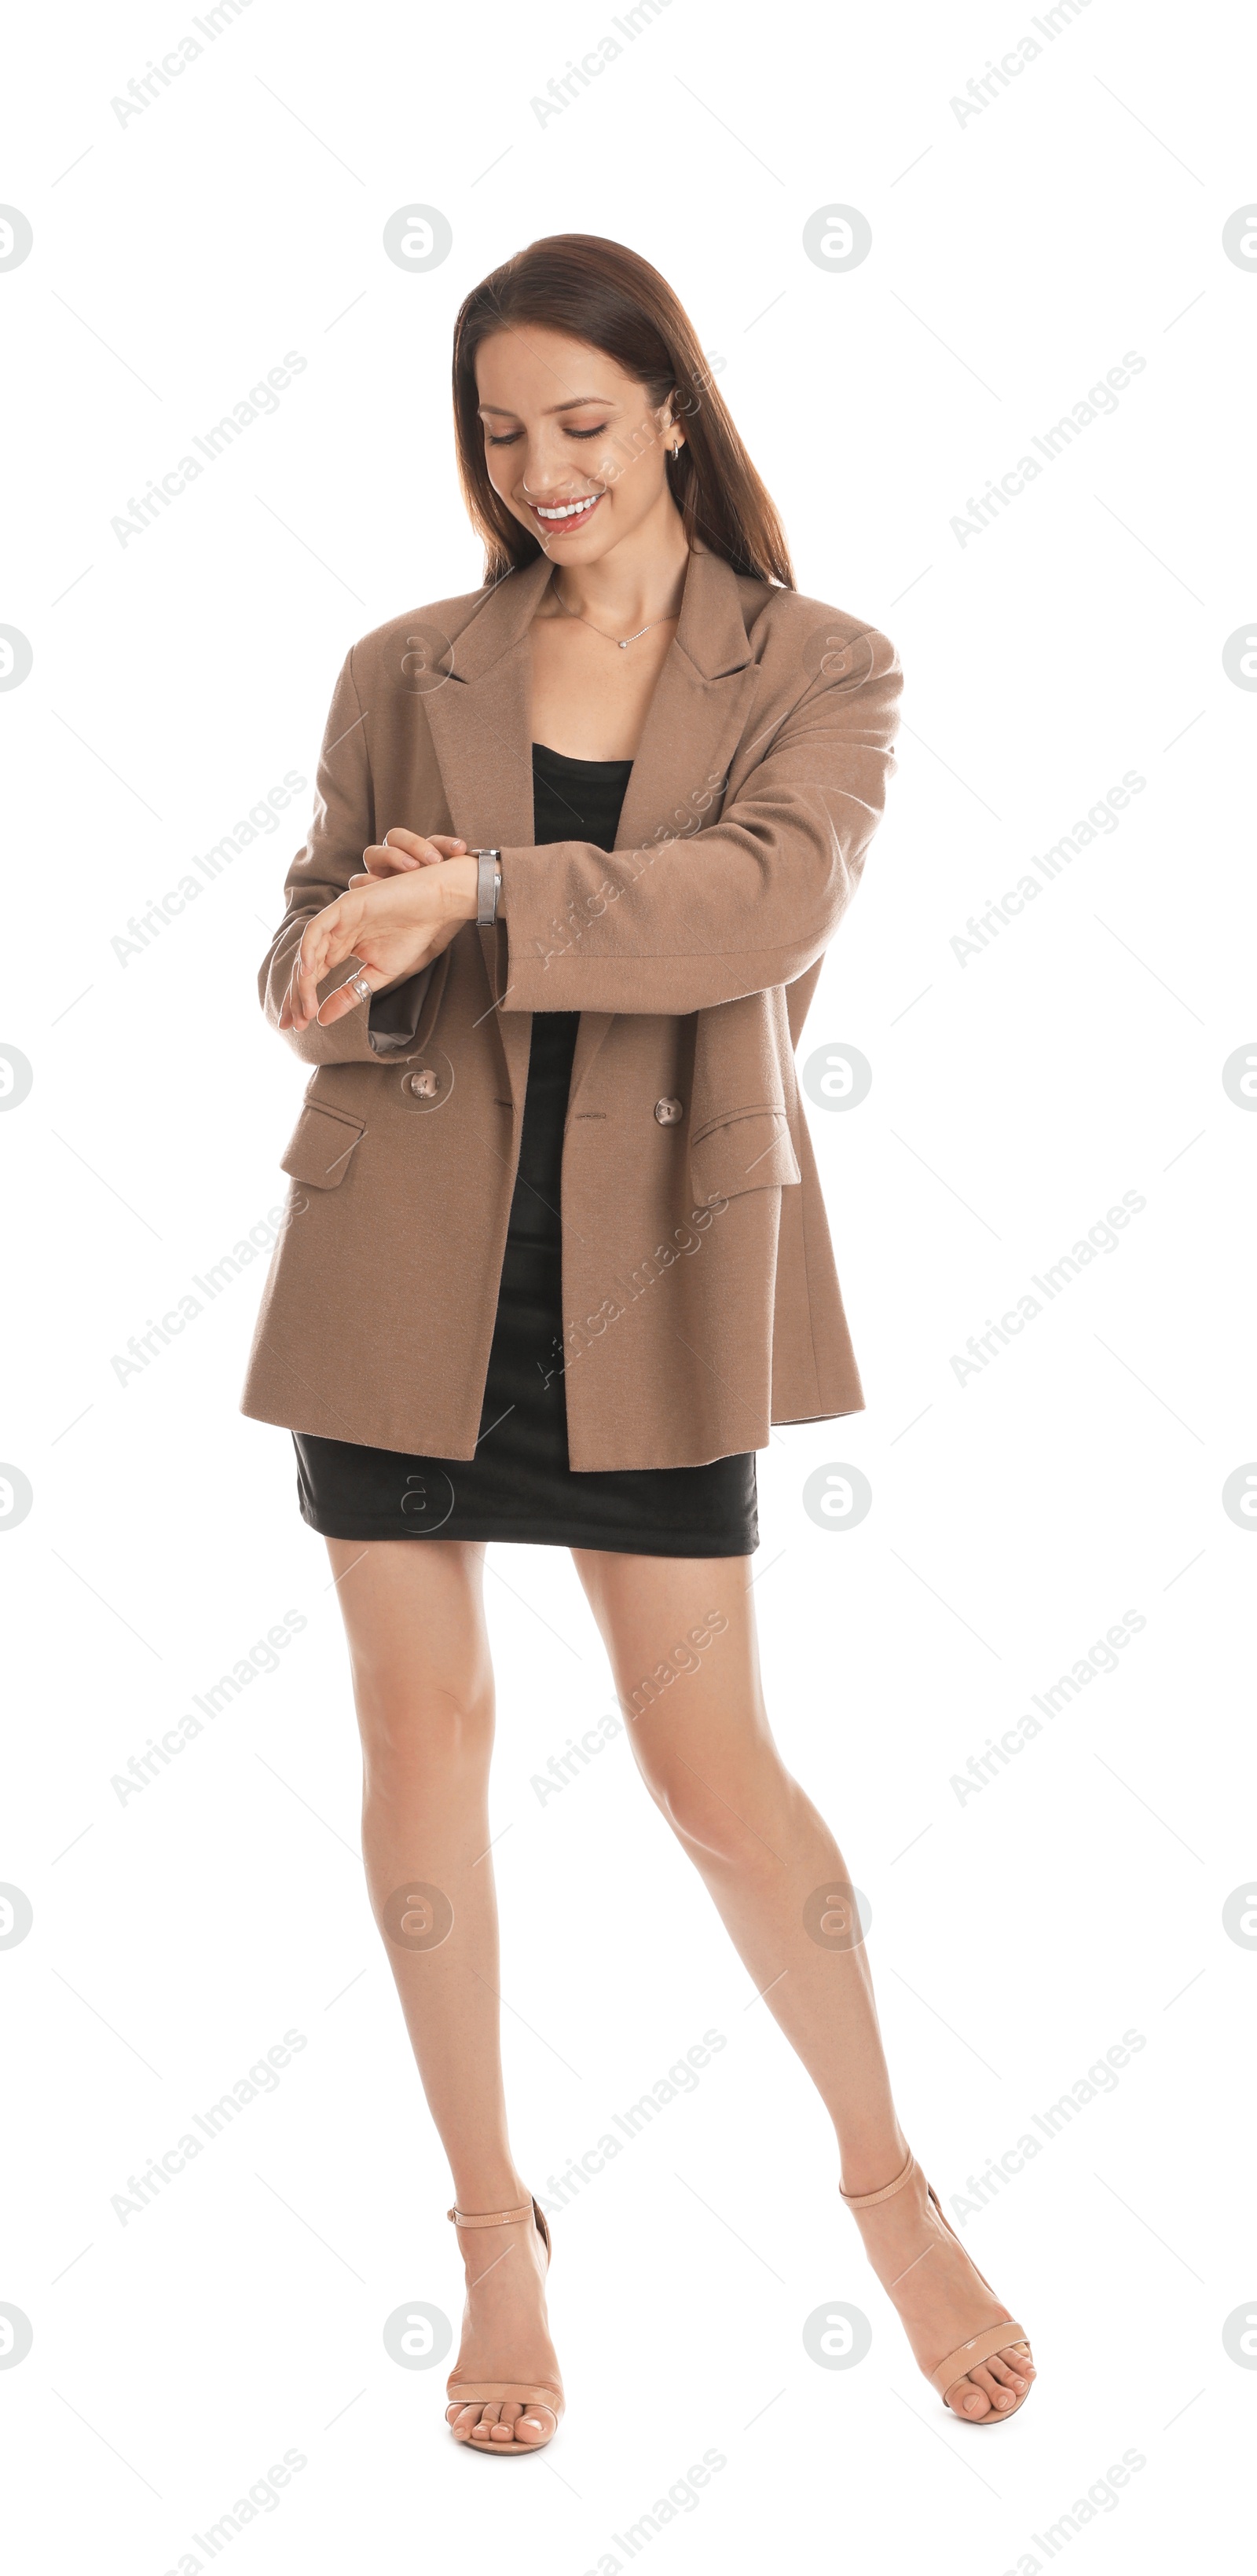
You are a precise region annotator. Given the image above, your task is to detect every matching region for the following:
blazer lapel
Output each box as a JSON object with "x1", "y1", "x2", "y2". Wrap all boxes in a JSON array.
[
  {"x1": 423, "y1": 551, "x2": 761, "y2": 1116},
  {"x1": 569, "y1": 551, "x2": 760, "y2": 1107},
  {"x1": 422, "y1": 557, "x2": 552, "y2": 1108},
  {"x1": 614, "y1": 549, "x2": 758, "y2": 851}
]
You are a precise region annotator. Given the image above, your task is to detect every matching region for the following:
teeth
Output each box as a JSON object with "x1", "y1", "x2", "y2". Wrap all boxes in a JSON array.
[{"x1": 536, "y1": 497, "x2": 598, "y2": 520}]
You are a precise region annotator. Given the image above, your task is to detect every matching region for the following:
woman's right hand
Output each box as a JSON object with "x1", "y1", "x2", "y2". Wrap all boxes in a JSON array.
[
  {"x1": 279, "y1": 844, "x2": 478, "y2": 1032},
  {"x1": 347, "y1": 829, "x2": 467, "y2": 887}
]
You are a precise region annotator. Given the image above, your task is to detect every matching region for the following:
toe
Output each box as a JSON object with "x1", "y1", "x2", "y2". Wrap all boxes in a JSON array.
[
  {"x1": 446, "y1": 2402, "x2": 482, "y2": 2442},
  {"x1": 972, "y1": 2364, "x2": 1017, "y2": 2413},
  {"x1": 988, "y1": 2349, "x2": 1033, "y2": 2395},
  {"x1": 489, "y1": 2404, "x2": 524, "y2": 2443},
  {"x1": 470, "y1": 2403, "x2": 501, "y2": 2442},
  {"x1": 516, "y1": 2405, "x2": 558, "y2": 2447},
  {"x1": 949, "y1": 2374, "x2": 993, "y2": 2419}
]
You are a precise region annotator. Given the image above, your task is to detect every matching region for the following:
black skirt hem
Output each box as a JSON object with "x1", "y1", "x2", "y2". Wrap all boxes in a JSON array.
[{"x1": 298, "y1": 1498, "x2": 757, "y2": 1558}]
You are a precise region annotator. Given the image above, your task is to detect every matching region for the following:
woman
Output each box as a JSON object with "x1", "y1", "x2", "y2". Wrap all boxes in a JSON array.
[{"x1": 242, "y1": 233, "x2": 1034, "y2": 2452}]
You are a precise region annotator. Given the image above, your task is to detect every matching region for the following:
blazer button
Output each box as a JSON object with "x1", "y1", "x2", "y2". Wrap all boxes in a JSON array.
[
  {"x1": 409, "y1": 1068, "x2": 440, "y2": 1099},
  {"x1": 654, "y1": 1096, "x2": 683, "y2": 1127}
]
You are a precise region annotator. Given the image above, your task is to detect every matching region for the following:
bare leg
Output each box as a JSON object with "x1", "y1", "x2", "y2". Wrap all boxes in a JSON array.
[
  {"x1": 572, "y1": 1547, "x2": 1034, "y2": 2422},
  {"x1": 327, "y1": 1536, "x2": 559, "y2": 2448}
]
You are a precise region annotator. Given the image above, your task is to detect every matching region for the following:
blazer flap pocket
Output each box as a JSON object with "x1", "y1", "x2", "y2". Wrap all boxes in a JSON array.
[
  {"x1": 280, "y1": 1100, "x2": 365, "y2": 1189},
  {"x1": 689, "y1": 1108, "x2": 801, "y2": 1202}
]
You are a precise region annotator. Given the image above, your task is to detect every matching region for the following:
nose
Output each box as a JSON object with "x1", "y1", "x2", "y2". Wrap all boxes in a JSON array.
[
  {"x1": 523, "y1": 468, "x2": 592, "y2": 498},
  {"x1": 519, "y1": 440, "x2": 599, "y2": 500}
]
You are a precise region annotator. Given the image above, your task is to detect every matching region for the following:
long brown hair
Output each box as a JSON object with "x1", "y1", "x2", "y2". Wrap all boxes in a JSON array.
[{"x1": 452, "y1": 233, "x2": 795, "y2": 589}]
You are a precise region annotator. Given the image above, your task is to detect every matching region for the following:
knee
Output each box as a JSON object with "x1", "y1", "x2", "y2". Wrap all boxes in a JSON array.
[
  {"x1": 355, "y1": 1660, "x2": 494, "y2": 1783},
  {"x1": 638, "y1": 1751, "x2": 786, "y2": 1879}
]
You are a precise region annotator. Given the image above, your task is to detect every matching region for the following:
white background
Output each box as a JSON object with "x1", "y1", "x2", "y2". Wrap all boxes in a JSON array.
[{"x1": 2, "y1": 1, "x2": 1254, "y2": 2569}]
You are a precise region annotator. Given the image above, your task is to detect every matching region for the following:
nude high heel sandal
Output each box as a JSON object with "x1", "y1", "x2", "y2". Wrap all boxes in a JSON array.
[
  {"x1": 444, "y1": 2197, "x2": 564, "y2": 2455},
  {"x1": 840, "y1": 2150, "x2": 1034, "y2": 2423}
]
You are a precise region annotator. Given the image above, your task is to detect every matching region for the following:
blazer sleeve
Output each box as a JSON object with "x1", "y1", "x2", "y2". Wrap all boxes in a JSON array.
[
  {"x1": 257, "y1": 647, "x2": 433, "y2": 1066},
  {"x1": 494, "y1": 624, "x2": 902, "y2": 1016}
]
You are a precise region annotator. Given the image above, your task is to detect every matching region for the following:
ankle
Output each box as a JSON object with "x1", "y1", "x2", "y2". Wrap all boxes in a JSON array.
[
  {"x1": 839, "y1": 2131, "x2": 911, "y2": 2202},
  {"x1": 449, "y1": 2171, "x2": 533, "y2": 2222}
]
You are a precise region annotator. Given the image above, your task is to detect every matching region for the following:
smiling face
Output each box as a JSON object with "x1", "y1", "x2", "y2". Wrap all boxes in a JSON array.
[{"x1": 475, "y1": 324, "x2": 683, "y2": 563}]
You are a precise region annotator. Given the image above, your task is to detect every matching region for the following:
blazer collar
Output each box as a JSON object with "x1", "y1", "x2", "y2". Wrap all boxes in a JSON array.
[
  {"x1": 421, "y1": 545, "x2": 761, "y2": 859},
  {"x1": 448, "y1": 544, "x2": 753, "y2": 684},
  {"x1": 447, "y1": 553, "x2": 555, "y2": 684},
  {"x1": 673, "y1": 546, "x2": 757, "y2": 680}
]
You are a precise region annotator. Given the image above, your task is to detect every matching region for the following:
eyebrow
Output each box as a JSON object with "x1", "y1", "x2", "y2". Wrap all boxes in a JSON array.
[{"x1": 477, "y1": 396, "x2": 612, "y2": 416}]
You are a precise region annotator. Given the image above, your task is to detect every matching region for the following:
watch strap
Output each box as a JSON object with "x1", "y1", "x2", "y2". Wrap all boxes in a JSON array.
[{"x1": 473, "y1": 849, "x2": 502, "y2": 925}]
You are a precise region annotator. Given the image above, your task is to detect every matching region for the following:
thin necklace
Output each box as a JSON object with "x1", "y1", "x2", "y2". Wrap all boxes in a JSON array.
[{"x1": 551, "y1": 581, "x2": 677, "y2": 651}]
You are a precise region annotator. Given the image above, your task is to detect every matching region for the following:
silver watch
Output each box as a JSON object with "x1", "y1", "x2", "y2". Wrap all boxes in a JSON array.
[{"x1": 471, "y1": 848, "x2": 502, "y2": 925}]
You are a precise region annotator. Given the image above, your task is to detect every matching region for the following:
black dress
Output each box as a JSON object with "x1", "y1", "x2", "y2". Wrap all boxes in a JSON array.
[{"x1": 292, "y1": 742, "x2": 757, "y2": 1555}]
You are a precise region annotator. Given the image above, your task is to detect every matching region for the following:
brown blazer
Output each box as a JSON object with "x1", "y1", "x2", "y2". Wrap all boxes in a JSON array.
[{"x1": 240, "y1": 549, "x2": 901, "y2": 1471}]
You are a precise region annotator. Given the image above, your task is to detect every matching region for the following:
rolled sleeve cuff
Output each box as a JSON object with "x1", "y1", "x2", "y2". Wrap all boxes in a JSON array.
[{"x1": 367, "y1": 965, "x2": 436, "y2": 1053}]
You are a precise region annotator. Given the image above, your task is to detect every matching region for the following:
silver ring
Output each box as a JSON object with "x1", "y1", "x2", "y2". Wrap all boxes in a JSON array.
[{"x1": 349, "y1": 973, "x2": 372, "y2": 1003}]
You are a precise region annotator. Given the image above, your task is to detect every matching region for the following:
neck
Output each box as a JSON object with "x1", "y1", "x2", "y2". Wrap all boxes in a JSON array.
[{"x1": 550, "y1": 495, "x2": 691, "y2": 630}]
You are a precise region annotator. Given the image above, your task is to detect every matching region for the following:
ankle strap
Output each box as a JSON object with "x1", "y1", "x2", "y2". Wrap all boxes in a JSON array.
[
  {"x1": 447, "y1": 2199, "x2": 535, "y2": 2230},
  {"x1": 839, "y1": 2149, "x2": 916, "y2": 2209}
]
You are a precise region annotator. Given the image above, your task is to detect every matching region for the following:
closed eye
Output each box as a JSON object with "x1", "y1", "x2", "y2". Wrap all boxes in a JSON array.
[{"x1": 485, "y1": 424, "x2": 610, "y2": 445}]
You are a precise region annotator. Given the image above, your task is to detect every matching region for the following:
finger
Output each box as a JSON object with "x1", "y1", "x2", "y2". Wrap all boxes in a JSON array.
[
  {"x1": 381, "y1": 828, "x2": 462, "y2": 865},
  {"x1": 296, "y1": 957, "x2": 323, "y2": 1027},
  {"x1": 293, "y1": 928, "x2": 326, "y2": 1024},
  {"x1": 314, "y1": 966, "x2": 377, "y2": 1028},
  {"x1": 383, "y1": 828, "x2": 436, "y2": 861},
  {"x1": 280, "y1": 950, "x2": 307, "y2": 1031},
  {"x1": 360, "y1": 842, "x2": 424, "y2": 877},
  {"x1": 295, "y1": 929, "x2": 338, "y2": 1027},
  {"x1": 359, "y1": 831, "x2": 467, "y2": 878},
  {"x1": 299, "y1": 942, "x2": 349, "y2": 1025},
  {"x1": 295, "y1": 900, "x2": 362, "y2": 1014}
]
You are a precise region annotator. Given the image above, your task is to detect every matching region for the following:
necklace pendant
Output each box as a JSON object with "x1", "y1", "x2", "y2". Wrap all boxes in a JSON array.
[{"x1": 618, "y1": 639, "x2": 628, "y2": 650}]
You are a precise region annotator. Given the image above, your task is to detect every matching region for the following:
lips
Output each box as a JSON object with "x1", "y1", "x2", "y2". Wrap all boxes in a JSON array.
[{"x1": 528, "y1": 493, "x2": 603, "y2": 533}]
